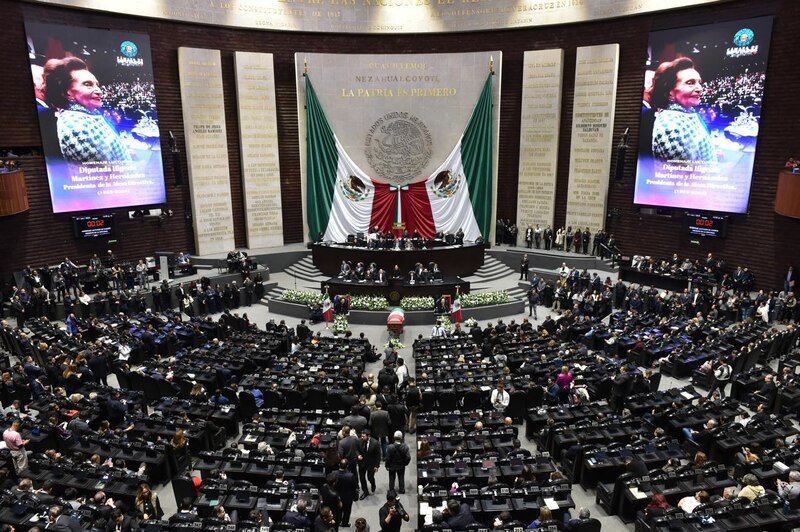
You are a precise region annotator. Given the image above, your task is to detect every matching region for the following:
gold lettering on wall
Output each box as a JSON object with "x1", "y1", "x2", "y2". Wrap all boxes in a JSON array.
[{"x1": 37, "y1": 0, "x2": 722, "y2": 34}]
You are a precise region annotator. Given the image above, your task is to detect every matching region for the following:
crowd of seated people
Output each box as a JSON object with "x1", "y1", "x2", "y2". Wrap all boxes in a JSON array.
[
  {"x1": 409, "y1": 266, "x2": 800, "y2": 529},
  {"x1": 5, "y1": 250, "x2": 209, "y2": 325},
  {"x1": 226, "y1": 250, "x2": 257, "y2": 277},
  {"x1": 0, "y1": 308, "x2": 427, "y2": 530},
  {"x1": 336, "y1": 260, "x2": 444, "y2": 285},
  {"x1": 2, "y1": 248, "x2": 800, "y2": 531},
  {"x1": 319, "y1": 226, "x2": 467, "y2": 249},
  {"x1": 628, "y1": 252, "x2": 756, "y2": 292}
]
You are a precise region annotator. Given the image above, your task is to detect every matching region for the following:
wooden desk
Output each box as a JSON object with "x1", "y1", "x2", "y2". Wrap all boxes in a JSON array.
[
  {"x1": 775, "y1": 170, "x2": 800, "y2": 218},
  {"x1": 0, "y1": 169, "x2": 28, "y2": 216}
]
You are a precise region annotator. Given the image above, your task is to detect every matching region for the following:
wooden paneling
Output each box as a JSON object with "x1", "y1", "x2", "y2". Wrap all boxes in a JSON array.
[{"x1": 1, "y1": 0, "x2": 798, "y2": 290}]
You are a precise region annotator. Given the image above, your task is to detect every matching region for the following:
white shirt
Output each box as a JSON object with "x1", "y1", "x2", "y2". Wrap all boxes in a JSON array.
[
  {"x1": 395, "y1": 364, "x2": 409, "y2": 385},
  {"x1": 490, "y1": 389, "x2": 509, "y2": 409}
]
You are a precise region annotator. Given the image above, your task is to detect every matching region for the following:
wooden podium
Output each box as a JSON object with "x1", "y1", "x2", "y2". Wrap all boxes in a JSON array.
[
  {"x1": 775, "y1": 170, "x2": 800, "y2": 219},
  {"x1": 0, "y1": 170, "x2": 29, "y2": 216}
]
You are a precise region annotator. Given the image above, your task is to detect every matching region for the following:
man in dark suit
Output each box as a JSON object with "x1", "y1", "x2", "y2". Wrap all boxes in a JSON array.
[
  {"x1": 169, "y1": 498, "x2": 200, "y2": 524},
  {"x1": 106, "y1": 508, "x2": 134, "y2": 532},
  {"x1": 624, "y1": 456, "x2": 649, "y2": 477},
  {"x1": 47, "y1": 505, "x2": 83, "y2": 532},
  {"x1": 295, "y1": 319, "x2": 310, "y2": 343},
  {"x1": 444, "y1": 498, "x2": 477, "y2": 530},
  {"x1": 565, "y1": 507, "x2": 601, "y2": 530},
  {"x1": 105, "y1": 390, "x2": 128, "y2": 428},
  {"x1": 335, "y1": 459, "x2": 357, "y2": 526},
  {"x1": 87, "y1": 352, "x2": 110, "y2": 386},
  {"x1": 282, "y1": 498, "x2": 312, "y2": 527},
  {"x1": 784, "y1": 266, "x2": 797, "y2": 293},
  {"x1": 358, "y1": 429, "x2": 381, "y2": 498}
]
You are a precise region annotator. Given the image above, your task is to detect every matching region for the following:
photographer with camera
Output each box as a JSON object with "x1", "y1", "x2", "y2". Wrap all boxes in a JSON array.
[{"x1": 378, "y1": 490, "x2": 409, "y2": 532}]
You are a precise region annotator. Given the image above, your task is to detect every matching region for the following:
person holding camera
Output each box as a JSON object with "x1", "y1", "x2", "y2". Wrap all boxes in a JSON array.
[{"x1": 378, "y1": 490, "x2": 409, "y2": 532}]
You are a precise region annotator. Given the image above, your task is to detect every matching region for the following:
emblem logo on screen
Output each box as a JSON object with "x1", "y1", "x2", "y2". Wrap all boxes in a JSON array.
[
  {"x1": 365, "y1": 111, "x2": 432, "y2": 185},
  {"x1": 120, "y1": 41, "x2": 138, "y2": 57},
  {"x1": 733, "y1": 28, "x2": 754, "y2": 47}
]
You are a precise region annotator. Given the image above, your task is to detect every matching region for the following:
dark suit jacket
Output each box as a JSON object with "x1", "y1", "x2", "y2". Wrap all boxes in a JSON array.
[
  {"x1": 52, "y1": 514, "x2": 83, "y2": 532},
  {"x1": 361, "y1": 437, "x2": 381, "y2": 467},
  {"x1": 335, "y1": 470, "x2": 358, "y2": 502}
]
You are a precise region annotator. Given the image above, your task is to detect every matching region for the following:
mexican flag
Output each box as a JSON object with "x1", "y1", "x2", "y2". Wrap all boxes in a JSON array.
[
  {"x1": 451, "y1": 295, "x2": 463, "y2": 323},
  {"x1": 322, "y1": 295, "x2": 333, "y2": 322},
  {"x1": 305, "y1": 74, "x2": 493, "y2": 241},
  {"x1": 414, "y1": 74, "x2": 493, "y2": 241},
  {"x1": 305, "y1": 75, "x2": 378, "y2": 242}
]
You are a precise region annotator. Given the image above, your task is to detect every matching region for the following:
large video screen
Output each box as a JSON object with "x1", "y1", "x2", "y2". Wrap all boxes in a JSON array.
[
  {"x1": 634, "y1": 17, "x2": 773, "y2": 214},
  {"x1": 25, "y1": 21, "x2": 166, "y2": 214}
]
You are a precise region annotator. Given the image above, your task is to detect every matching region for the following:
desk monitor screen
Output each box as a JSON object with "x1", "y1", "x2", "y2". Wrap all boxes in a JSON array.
[{"x1": 594, "y1": 451, "x2": 608, "y2": 462}]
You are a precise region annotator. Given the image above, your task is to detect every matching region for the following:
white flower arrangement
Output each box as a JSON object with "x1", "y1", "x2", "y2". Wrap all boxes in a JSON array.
[
  {"x1": 400, "y1": 296, "x2": 435, "y2": 311},
  {"x1": 331, "y1": 314, "x2": 349, "y2": 334},
  {"x1": 282, "y1": 290, "x2": 324, "y2": 305},
  {"x1": 384, "y1": 337, "x2": 406, "y2": 350},
  {"x1": 461, "y1": 291, "x2": 509, "y2": 308},
  {"x1": 350, "y1": 295, "x2": 389, "y2": 311},
  {"x1": 438, "y1": 315, "x2": 454, "y2": 332},
  {"x1": 464, "y1": 317, "x2": 478, "y2": 328}
]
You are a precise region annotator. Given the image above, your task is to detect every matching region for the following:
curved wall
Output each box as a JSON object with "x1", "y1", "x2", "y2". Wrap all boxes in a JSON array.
[{"x1": 1, "y1": 0, "x2": 798, "y2": 289}]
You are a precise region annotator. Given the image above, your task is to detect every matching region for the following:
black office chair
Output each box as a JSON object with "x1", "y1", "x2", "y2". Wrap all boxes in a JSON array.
[
  {"x1": 306, "y1": 387, "x2": 327, "y2": 410},
  {"x1": 526, "y1": 386, "x2": 545, "y2": 409},
  {"x1": 596, "y1": 471, "x2": 636, "y2": 516},
  {"x1": 238, "y1": 391, "x2": 258, "y2": 421},
  {"x1": 157, "y1": 379, "x2": 178, "y2": 398},
  {"x1": 648, "y1": 372, "x2": 662, "y2": 392},
  {"x1": 566, "y1": 518, "x2": 601, "y2": 532},
  {"x1": 462, "y1": 390, "x2": 482, "y2": 411},
  {"x1": 505, "y1": 390, "x2": 527, "y2": 423},
  {"x1": 263, "y1": 389, "x2": 284, "y2": 409},
  {"x1": 537, "y1": 519, "x2": 564, "y2": 530},
  {"x1": 438, "y1": 391, "x2": 458, "y2": 412},
  {"x1": 421, "y1": 390, "x2": 437, "y2": 413},
  {"x1": 171, "y1": 475, "x2": 197, "y2": 505}
]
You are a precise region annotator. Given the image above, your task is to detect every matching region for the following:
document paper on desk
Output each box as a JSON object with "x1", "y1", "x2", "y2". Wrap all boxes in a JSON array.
[
  {"x1": 543, "y1": 497, "x2": 560, "y2": 510},
  {"x1": 629, "y1": 487, "x2": 648, "y2": 499},
  {"x1": 680, "y1": 391, "x2": 694, "y2": 400}
]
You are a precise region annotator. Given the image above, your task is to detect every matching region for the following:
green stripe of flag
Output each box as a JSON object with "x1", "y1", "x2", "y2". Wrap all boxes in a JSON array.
[
  {"x1": 305, "y1": 76, "x2": 339, "y2": 240},
  {"x1": 461, "y1": 73, "x2": 493, "y2": 240}
]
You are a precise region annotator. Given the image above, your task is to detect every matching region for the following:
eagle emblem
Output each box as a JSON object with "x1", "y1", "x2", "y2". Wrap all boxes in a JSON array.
[
  {"x1": 339, "y1": 174, "x2": 370, "y2": 202},
  {"x1": 429, "y1": 170, "x2": 462, "y2": 198}
]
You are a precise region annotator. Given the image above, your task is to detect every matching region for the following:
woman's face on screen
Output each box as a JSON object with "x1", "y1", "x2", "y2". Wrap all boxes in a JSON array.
[
  {"x1": 67, "y1": 69, "x2": 103, "y2": 111},
  {"x1": 669, "y1": 68, "x2": 703, "y2": 109}
]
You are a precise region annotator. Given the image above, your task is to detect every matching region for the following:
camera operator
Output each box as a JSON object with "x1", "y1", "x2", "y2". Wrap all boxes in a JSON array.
[{"x1": 378, "y1": 490, "x2": 409, "y2": 532}]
